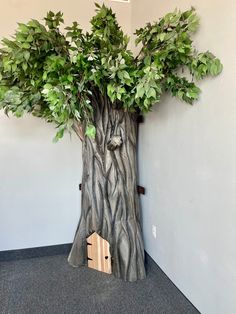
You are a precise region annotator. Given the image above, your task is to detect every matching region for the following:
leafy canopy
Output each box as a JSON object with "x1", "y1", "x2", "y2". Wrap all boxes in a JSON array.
[{"x1": 0, "y1": 4, "x2": 222, "y2": 140}]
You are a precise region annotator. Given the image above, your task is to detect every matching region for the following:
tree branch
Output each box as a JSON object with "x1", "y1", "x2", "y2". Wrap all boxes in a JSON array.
[{"x1": 72, "y1": 121, "x2": 84, "y2": 141}]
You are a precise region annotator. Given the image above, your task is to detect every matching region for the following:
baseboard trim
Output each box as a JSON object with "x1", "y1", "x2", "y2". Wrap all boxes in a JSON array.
[
  {"x1": 0, "y1": 243, "x2": 72, "y2": 262},
  {"x1": 0, "y1": 244, "x2": 152, "y2": 263},
  {"x1": 0, "y1": 245, "x2": 150, "y2": 263}
]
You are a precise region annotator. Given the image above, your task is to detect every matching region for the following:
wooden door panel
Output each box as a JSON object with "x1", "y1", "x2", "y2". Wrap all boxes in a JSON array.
[{"x1": 87, "y1": 232, "x2": 112, "y2": 274}]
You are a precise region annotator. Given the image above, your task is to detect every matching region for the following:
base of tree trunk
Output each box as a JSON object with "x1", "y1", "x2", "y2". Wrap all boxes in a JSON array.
[{"x1": 68, "y1": 94, "x2": 146, "y2": 282}]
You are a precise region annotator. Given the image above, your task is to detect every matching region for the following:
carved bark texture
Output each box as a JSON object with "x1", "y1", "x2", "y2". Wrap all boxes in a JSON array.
[{"x1": 68, "y1": 93, "x2": 146, "y2": 281}]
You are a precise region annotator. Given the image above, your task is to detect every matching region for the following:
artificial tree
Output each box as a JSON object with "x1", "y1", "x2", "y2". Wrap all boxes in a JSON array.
[{"x1": 0, "y1": 4, "x2": 222, "y2": 281}]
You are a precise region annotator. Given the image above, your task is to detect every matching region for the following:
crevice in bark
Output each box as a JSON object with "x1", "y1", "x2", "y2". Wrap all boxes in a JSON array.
[{"x1": 68, "y1": 92, "x2": 146, "y2": 282}]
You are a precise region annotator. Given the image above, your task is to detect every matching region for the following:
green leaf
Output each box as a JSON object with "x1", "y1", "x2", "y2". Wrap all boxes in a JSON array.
[
  {"x1": 146, "y1": 87, "x2": 156, "y2": 99},
  {"x1": 123, "y1": 71, "x2": 130, "y2": 80},
  {"x1": 18, "y1": 23, "x2": 29, "y2": 33},
  {"x1": 67, "y1": 75, "x2": 73, "y2": 82},
  {"x1": 22, "y1": 42, "x2": 30, "y2": 49},
  {"x1": 26, "y1": 34, "x2": 34, "y2": 42},
  {"x1": 22, "y1": 63, "x2": 28, "y2": 71},
  {"x1": 187, "y1": 13, "x2": 200, "y2": 32},
  {"x1": 53, "y1": 128, "x2": 65, "y2": 142},
  {"x1": 42, "y1": 72, "x2": 47, "y2": 81},
  {"x1": 85, "y1": 124, "x2": 96, "y2": 139},
  {"x1": 178, "y1": 47, "x2": 185, "y2": 53},
  {"x1": 159, "y1": 33, "x2": 165, "y2": 41},
  {"x1": 136, "y1": 85, "x2": 145, "y2": 98},
  {"x1": 44, "y1": 83, "x2": 52, "y2": 90},
  {"x1": 107, "y1": 84, "x2": 115, "y2": 98},
  {"x1": 210, "y1": 59, "x2": 223, "y2": 76},
  {"x1": 23, "y1": 51, "x2": 30, "y2": 61}
]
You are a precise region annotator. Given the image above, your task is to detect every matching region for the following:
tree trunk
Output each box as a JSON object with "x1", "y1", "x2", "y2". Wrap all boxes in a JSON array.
[{"x1": 68, "y1": 93, "x2": 146, "y2": 282}]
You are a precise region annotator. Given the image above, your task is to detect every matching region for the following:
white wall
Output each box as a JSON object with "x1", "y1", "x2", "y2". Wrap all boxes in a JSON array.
[
  {"x1": 0, "y1": 115, "x2": 82, "y2": 250},
  {"x1": 132, "y1": 1, "x2": 236, "y2": 314},
  {"x1": 0, "y1": 0, "x2": 131, "y2": 251}
]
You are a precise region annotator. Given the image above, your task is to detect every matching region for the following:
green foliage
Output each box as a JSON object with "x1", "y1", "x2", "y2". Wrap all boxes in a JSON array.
[
  {"x1": 85, "y1": 124, "x2": 96, "y2": 139},
  {"x1": 0, "y1": 4, "x2": 222, "y2": 139}
]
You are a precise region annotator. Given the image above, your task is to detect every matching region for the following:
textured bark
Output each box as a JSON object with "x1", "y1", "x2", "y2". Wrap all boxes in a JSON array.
[{"x1": 68, "y1": 93, "x2": 146, "y2": 281}]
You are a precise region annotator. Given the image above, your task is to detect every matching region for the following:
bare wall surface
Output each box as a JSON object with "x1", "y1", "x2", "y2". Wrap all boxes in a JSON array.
[
  {"x1": 0, "y1": 0, "x2": 131, "y2": 251},
  {"x1": 132, "y1": 0, "x2": 236, "y2": 314}
]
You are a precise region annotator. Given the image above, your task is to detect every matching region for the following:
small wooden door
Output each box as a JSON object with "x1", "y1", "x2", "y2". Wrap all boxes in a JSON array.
[{"x1": 87, "y1": 232, "x2": 112, "y2": 274}]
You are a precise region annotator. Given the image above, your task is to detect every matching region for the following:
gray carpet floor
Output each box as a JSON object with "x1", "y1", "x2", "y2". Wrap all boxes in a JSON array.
[{"x1": 0, "y1": 254, "x2": 200, "y2": 314}]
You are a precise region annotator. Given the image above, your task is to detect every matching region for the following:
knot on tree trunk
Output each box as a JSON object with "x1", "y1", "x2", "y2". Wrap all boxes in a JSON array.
[{"x1": 107, "y1": 135, "x2": 122, "y2": 151}]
